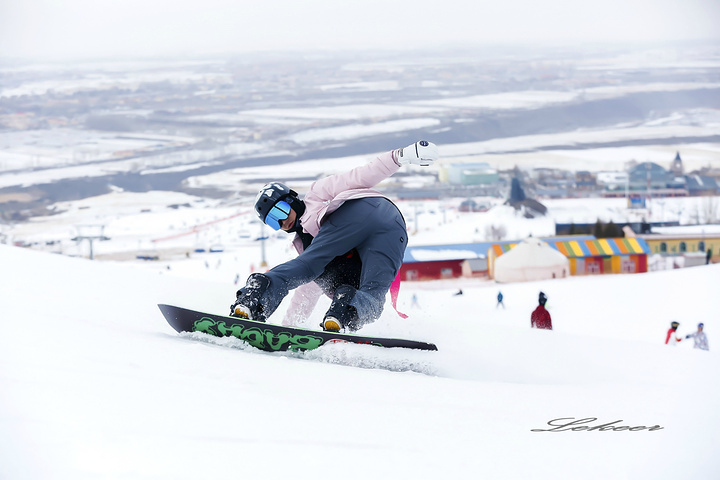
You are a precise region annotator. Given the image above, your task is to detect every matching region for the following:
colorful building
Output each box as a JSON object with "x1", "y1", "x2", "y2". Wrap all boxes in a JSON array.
[
  {"x1": 638, "y1": 233, "x2": 720, "y2": 261},
  {"x1": 488, "y1": 237, "x2": 651, "y2": 277},
  {"x1": 399, "y1": 237, "x2": 594, "y2": 281}
]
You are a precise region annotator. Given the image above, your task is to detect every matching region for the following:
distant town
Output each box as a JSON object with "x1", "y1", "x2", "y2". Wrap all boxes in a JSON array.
[{"x1": 1, "y1": 44, "x2": 719, "y2": 223}]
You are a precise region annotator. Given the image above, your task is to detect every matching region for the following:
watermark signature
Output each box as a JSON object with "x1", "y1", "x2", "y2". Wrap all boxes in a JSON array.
[{"x1": 532, "y1": 417, "x2": 664, "y2": 432}]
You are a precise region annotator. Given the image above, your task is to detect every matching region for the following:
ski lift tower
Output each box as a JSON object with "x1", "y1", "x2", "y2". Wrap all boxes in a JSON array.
[{"x1": 72, "y1": 224, "x2": 110, "y2": 260}]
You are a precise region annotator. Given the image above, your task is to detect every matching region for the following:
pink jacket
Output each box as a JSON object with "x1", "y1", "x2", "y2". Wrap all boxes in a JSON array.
[{"x1": 282, "y1": 150, "x2": 407, "y2": 325}]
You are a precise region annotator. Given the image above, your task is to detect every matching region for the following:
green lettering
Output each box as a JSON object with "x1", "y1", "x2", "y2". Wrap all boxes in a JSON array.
[
  {"x1": 191, "y1": 318, "x2": 326, "y2": 352},
  {"x1": 289, "y1": 335, "x2": 324, "y2": 351},
  {"x1": 194, "y1": 318, "x2": 219, "y2": 335},
  {"x1": 265, "y1": 331, "x2": 293, "y2": 351},
  {"x1": 217, "y1": 321, "x2": 245, "y2": 337},
  {"x1": 240, "y1": 327, "x2": 266, "y2": 350}
]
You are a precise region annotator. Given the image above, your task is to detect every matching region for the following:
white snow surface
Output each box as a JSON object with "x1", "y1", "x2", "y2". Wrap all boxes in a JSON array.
[{"x1": 1, "y1": 239, "x2": 719, "y2": 479}]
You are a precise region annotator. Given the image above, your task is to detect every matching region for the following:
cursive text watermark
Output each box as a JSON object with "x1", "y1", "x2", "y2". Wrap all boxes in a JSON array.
[{"x1": 532, "y1": 417, "x2": 664, "y2": 432}]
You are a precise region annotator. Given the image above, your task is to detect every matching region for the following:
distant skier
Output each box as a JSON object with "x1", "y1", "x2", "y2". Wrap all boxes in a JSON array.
[
  {"x1": 685, "y1": 323, "x2": 709, "y2": 351},
  {"x1": 665, "y1": 321, "x2": 682, "y2": 346},
  {"x1": 531, "y1": 291, "x2": 552, "y2": 330},
  {"x1": 231, "y1": 141, "x2": 438, "y2": 332},
  {"x1": 411, "y1": 293, "x2": 420, "y2": 308},
  {"x1": 496, "y1": 291, "x2": 505, "y2": 309},
  {"x1": 454, "y1": 289, "x2": 463, "y2": 296}
]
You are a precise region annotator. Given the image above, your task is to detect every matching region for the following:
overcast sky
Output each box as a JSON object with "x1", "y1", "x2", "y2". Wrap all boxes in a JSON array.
[{"x1": 1, "y1": 0, "x2": 719, "y2": 61}]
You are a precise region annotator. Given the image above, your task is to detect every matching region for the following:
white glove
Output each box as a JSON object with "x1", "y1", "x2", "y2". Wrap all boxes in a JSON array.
[{"x1": 396, "y1": 140, "x2": 438, "y2": 166}]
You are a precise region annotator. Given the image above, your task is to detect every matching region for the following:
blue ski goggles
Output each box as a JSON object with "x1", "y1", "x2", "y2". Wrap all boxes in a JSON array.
[{"x1": 264, "y1": 200, "x2": 291, "y2": 230}]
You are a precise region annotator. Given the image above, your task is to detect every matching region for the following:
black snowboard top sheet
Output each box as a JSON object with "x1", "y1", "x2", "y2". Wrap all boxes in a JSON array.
[{"x1": 159, "y1": 304, "x2": 438, "y2": 352}]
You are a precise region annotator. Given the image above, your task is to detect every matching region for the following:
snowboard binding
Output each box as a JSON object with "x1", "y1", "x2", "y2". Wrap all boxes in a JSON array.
[
  {"x1": 231, "y1": 273, "x2": 271, "y2": 322},
  {"x1": 321, "y1": 285, "x2": 360, "y2": 332}
]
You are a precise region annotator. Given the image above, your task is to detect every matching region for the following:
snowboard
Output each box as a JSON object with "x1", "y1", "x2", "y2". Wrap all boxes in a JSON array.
[{"x1": 158, "y1": 304, "x2": 438, "y2": 352}]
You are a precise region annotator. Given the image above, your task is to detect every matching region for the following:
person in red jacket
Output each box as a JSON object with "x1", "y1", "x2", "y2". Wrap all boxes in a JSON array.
[
  {"x1": 531, "y1": 292, "x2": 553, "y2": 330},
  {"x1": 665, "y1": 321, "x2": 682, "y2": 346}
]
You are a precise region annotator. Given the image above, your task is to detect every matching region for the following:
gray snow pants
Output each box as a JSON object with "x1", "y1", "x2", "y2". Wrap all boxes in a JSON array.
[{"x1": 262, "y1": 197, "x2": 407, "y2": 326}]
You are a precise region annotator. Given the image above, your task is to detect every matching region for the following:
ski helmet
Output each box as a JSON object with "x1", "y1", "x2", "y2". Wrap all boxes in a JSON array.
[
  {"x1": 538, "y1": 292, "x2": 547, "y2": 306},
  {"x1": 254, "y1": 182, "x2": 299, "y2": 226},
  {"x1": 671, "y1": 321, "x2": 680, "y2": 329}
]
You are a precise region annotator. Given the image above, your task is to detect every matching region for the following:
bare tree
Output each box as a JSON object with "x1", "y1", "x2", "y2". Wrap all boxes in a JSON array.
[
  {"x1": 701, "y1": 196, "x2": 719, "y2": 224},
  {"x1": 485, "y1": 224, "x2": 507, "y2": 241}
]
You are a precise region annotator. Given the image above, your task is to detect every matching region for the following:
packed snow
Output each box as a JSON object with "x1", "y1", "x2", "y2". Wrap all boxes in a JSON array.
[{"x1": 1, "y1": 193, "x2": 719, "y2": 479}]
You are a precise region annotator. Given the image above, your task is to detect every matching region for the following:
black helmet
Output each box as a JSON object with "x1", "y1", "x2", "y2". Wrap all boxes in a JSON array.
[
  {"x1": 254, "y1": 182, "x2": 300, "y2": 224},
  {"x1": 671, "y1": 321, "x2": 680, "y2": 329},
  {"x1": 538, "y1": 292, "x2": 547, "y2": 306}
]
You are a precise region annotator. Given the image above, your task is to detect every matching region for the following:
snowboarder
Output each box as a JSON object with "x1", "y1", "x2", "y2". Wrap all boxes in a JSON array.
[
  {"x1": 665, "y1": 321, "x2": 682, "y2": 346},
  {"x1": 497, "y1": 291, "x2": 505, "y2": 309},
  {"x1": 231, "y1": 141, "x2": 439, "y2": 332},
  {"x1": 685, "y1": 323, "x2": 709, "y2": 351},
  {"x1": 531, "y1": 291, "x2": 552, "y2": 330}
]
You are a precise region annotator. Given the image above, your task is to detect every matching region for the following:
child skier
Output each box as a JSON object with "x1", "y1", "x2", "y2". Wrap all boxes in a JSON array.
[{"x1": 665, "y1": 321, "x2": 682, "y2": 346}]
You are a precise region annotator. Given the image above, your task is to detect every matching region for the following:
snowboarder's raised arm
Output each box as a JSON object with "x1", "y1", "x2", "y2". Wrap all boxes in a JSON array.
[{"x1": 309, "y1": 141, "x2": 438, "y2": 200}]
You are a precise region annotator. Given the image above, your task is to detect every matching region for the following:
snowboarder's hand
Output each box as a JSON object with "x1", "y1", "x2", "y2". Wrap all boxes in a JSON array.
[{"x1": 396, "y1": 140, "x2": 438, "y2": 166}]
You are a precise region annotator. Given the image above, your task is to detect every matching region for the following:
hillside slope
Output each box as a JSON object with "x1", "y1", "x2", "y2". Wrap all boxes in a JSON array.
[{"x1": 1, "y1": 244, "x2": 718, "y2": 479}]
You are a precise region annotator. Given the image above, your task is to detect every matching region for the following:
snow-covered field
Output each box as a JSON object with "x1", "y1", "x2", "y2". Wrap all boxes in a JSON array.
[
  {"x1": 1, "y1": 168, "x2": 720, "y2": 479},
  {"x1": 2, "y1": 69, "x2": 720, "y2": 189},
  {"x1": 1, "y1": 229, "x2": 719, "y2": 479},
  {"x1": 2, "y1": 48, "x2": 720, "y2": 478},
  {"x1": 2, "y1": 114, "x2": 719, "y2": 191}
]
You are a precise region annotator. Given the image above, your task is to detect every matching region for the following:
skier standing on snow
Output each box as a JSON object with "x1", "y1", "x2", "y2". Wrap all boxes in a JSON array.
[
  {"x1": 231, "y1": 141, "x2": 439, "y2": 332},
  {"x1": 531, "y1": 291, "x2": 552, "y2": 330},
  {"x1": 411, "y1": 293, "x2": 420, "y2": 308},
  {"x1": 665, "y1": 321, "x2": 682, "y2": 346},
  {"x1": 497, "y1": 291, "x2": 505, "y2": 309},
  {"x1": 685, "y1": 323, "x2": 709, "y2": 351}
]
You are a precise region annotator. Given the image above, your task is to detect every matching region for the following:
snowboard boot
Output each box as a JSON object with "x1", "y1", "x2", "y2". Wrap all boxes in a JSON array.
[
  {"x1": 321, "y1": 285, "x2": 360, "y2": 332},
  {"x1": 231, "y1": 273, "x2": 271, "y2": 322}
]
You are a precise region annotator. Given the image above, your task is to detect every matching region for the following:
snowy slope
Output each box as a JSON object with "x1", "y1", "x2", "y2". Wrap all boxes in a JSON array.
[{"x1": 1, "y1": 243, "x2": 719, "y2": 479}]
